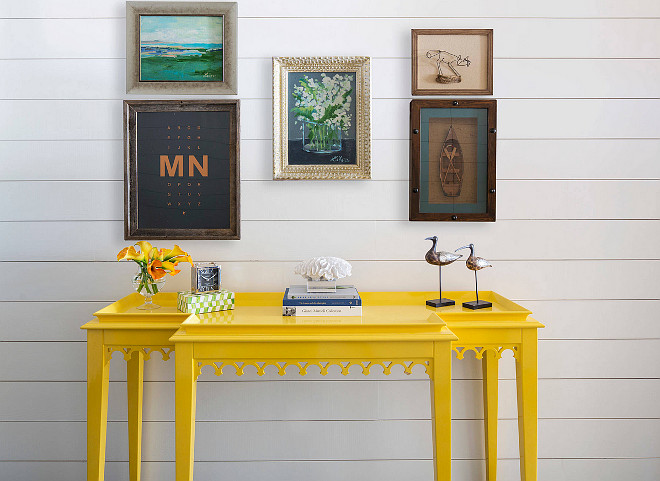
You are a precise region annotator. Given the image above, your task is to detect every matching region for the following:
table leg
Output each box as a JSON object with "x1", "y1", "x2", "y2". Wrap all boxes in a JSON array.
[
  {"x1": 482, "y1": 350, "x2": 499, "y2": 481},
  {"x1": 127, "y1": 350, "x2": 145, "y2": 481},
  {"x1": 430, "y1": 342, "x2": 452, "y2": 481},
  {"x1": 516, "y1": 331, "x2": 538, "y2": 481},
  {"x1": 87, "y1": 330, "x2": 110, "y2": 481},
  {"x1": 175, "y1": 343, "x2": 197, "y2": 481}
]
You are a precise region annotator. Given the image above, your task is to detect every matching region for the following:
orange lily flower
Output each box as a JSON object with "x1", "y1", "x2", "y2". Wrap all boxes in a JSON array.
[
  {"x1": 135, "y1": 241, "x2": 154, "y2": 256},
  {"x1": 160, "y1": 260, "x2": 181, "y2": 276},
  {"x1": 152, "y1": 248, "x2": 169, "y2": 262},
  {"x1": 117, "y1": 245, "x2": 146, "y2": 263},
  {"x1": 117, "y1": 241, "x2": 192, "y2": 288},
  {"x1": 147, "y1": 260, "x2": 168, "y2": 280},
  {"x1": 163, "y1": 244, "x2": 194, "y2": 265}
]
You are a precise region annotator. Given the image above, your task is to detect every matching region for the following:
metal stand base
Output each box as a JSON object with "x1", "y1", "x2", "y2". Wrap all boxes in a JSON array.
[
  {"x1": 462, "y1": 300, "x2": 493, "y2": 310},
  {"x1": 427, "y1": 298, "x2": 456, "y2": 308}
]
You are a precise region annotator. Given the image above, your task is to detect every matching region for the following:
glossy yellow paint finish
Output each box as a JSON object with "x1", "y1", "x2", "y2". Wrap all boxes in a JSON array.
[
  {"x1": 171, "y1": 297, "x2": 458, "y2": 481},
  {"x1": 82, "y1": 293, "x2": 192, "y2": 481},
  {"x1": 482, "y1": 350, "x2": 499, "y2": 481},
  {"x1": 84, "y1": 291, "x2": 543, "y2": 481},
  {"x1": 127, "y1": 350, "x2": 144, "y2": 481}
]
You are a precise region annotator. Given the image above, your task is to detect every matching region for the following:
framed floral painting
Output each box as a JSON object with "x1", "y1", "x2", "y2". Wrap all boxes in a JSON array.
[{"x1": 273, "y1": 57, "x2": 371, "y2": 179}]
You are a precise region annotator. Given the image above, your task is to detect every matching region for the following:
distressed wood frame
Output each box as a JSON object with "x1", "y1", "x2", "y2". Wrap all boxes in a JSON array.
[
  {"x1": 409, "y1": 99, "x2": 496, "y2": 222},
  {"x1": 124, "y1": 100, "x2": 240, "y2": 240}
]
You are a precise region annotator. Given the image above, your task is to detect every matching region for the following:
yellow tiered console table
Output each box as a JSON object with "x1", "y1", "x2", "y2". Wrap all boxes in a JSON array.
[
  {"x1": 81, "y1": 293, "x2": 195, "y2": 481},
  {"x1": 83, "y1": 291, "x2": 542, "y2": 481},
  {"x1": 367, "y1": 292, "x2": 545, "y2": 481}
]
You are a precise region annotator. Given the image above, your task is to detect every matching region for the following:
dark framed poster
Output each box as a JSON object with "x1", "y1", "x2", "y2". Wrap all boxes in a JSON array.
[
  {"x1": 124, "y1": 100, "x2": 240, "y2": 239},
  {"x1": 410, "y1": 99, "x2": 496, "y2": 222}
]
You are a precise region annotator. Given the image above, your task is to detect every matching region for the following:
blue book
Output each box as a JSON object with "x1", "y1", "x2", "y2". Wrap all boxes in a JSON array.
[{"x1": 283, "y1": 288, "x2": 361, "y2": 306}]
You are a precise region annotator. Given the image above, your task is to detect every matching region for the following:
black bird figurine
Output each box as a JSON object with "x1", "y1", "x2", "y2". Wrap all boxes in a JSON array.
[
  {"x1": 425, "y1": 236, "x2": 462, "y2": 307},
  {"x1": 455, "y1": 243, "x2": 493, "y2": 309}
]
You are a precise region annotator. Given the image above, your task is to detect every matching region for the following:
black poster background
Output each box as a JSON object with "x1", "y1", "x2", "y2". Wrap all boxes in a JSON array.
[{"x1": 136, "y1": 111, "x2": 231, "y2": 230}]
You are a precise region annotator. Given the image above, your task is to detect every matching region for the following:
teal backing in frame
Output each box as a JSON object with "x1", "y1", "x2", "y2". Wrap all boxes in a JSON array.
[{"x1": 419, "y1": 108, "x2": 488, "y2": 214}]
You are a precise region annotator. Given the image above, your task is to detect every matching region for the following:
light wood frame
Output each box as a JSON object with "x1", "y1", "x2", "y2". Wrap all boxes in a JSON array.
[{"x1": 412, "y1": 29, "x2": 493, "y2": 96}]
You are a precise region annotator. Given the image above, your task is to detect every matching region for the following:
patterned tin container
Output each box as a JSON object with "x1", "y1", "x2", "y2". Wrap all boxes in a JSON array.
[{"x1": 177, "y1": 289, "x2": 235, "y2": 314}]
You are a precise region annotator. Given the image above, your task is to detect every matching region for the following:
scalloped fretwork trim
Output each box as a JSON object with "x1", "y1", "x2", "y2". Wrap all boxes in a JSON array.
[
  {"x1": 453, "y1": 345, "x2": 519, "y2": 361},
  {"x1": 106, "y1": 346, "x2": 174, "y2": 363},
  {"x1": 195, "y1": 360, "x2": 431, "y2": 379}
]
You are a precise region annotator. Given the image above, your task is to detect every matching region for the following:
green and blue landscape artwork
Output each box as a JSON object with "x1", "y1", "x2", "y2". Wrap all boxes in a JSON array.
[{"x1": 140, "y1": 15, "x2": 223, "y2": 82}]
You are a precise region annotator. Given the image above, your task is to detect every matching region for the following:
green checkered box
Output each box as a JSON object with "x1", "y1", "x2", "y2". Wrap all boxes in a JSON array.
[{"x1": 177, "y1": 289, "x2": 235, "y2": 314}]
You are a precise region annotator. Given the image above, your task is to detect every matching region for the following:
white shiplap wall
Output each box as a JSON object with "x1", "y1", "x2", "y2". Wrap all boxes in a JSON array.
[{"x1": 1, "y1": 1, "x2": 659, "y2": 480}]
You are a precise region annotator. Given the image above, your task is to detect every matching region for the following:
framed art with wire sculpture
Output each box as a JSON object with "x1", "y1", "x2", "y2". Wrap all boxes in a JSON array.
[
  {"x1": 411, "y1": 29, "x2": 493, "y2": 96},
  {"x1": 124, "y1": 100, "x2": 240, "y2": 240},
  {"x1": 273, "y1": 56, "x2": 371, "y2": 180},
  {"x1": 410, "y1": 99, "x2": 496, "y2": 222}
]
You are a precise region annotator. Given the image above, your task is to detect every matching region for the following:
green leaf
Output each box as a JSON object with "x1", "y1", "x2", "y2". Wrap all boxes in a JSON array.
[{"x1": 317, "y1": 104, "x2": 341, "y2": 124}]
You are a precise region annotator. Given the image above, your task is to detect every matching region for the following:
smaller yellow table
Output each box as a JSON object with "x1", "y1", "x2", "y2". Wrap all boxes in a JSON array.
[
  {"x1": 365, "y1": 292, "x2": 544, "y2": 481},
  {"x1": 170, "y1": 293, "x2": 458, "y2": 481},
  {"x1": 81, "y1": 293, "x2": 194, "y2": 481}
]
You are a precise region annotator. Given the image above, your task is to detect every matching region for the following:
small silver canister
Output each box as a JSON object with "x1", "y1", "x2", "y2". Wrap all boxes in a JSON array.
[{"x1": 191, "y1": 262, "x2": 221, "y2": 293}]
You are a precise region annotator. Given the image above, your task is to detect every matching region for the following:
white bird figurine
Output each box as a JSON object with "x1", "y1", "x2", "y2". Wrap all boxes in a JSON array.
[
  {"x1": 455, "y1": 243, "x2": 493, "y2": 309},
  {"x1": 425, "y1": 236, "x2": 462, "y2": 307}
]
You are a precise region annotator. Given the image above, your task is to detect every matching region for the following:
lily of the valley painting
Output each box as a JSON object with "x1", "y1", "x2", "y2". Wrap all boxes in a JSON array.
[{"x1": 139, "y1": 15, "x2": 223, "y2": 82}]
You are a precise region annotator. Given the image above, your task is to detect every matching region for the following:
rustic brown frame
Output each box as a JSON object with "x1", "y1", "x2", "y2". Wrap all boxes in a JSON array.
[
  {"x1": 411, "y1": 29, "x2": 493, "y2": 96},
  {"x1": 124, "y1": 100, "x2": 240, "y2": 240},
  {"x1": 409, "y1": 99, "x2": 496, "y2": 222}
]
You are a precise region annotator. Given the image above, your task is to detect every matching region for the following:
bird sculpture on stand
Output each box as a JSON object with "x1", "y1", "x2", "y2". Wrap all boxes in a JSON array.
[
  {"x1": 424, "y1": 236, "x2": 462, "y2": 307},
  {"x1": 455, "y1": 243, "x2": 493, "y2": 309}
]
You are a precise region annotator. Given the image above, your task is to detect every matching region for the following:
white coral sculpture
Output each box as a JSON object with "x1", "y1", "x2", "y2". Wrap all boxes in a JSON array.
[{"x1": 294, "y1": 257, "x2": 352, "y2": 281}]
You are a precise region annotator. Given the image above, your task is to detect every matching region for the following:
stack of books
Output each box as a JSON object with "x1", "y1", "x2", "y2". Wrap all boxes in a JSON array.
[{"x1": 282, "y1": 285, "x2": 362, "y2": 316}]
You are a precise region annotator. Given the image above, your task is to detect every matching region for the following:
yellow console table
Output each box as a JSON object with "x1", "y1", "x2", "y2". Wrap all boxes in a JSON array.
[
  {"x1": 83, "y1": 291, "x2": 542, "y2": 481},
  {"x1": 81, "y1": 293, "x2": 194, "y2": 481},
  {"x1": 170, "y1": 292, "x2": 458, "y2": 481},
  {"x1": 365, "y1": 292, "x2": 544, "y2": 481}
]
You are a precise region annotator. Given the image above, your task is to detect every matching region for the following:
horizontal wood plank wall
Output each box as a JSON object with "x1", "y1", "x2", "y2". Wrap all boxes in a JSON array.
[{"x1": 1, "y1": 1, "x2": 659, "y2": 480}]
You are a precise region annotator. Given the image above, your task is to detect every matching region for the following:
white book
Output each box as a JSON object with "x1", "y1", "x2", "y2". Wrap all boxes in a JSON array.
[
  {"x1": 282, "y1": 305, "x2": 362, "y2": 317},
  {"x1": 286, "y1": 285, "x2": 359, "y2": 299}
]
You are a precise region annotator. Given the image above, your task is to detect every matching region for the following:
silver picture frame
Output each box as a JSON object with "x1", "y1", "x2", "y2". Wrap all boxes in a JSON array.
[{"x1": 126, "y1": 1, "x2": 237, "y2": 94}]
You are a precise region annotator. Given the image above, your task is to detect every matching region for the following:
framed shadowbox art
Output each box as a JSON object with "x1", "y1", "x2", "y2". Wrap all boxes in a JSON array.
[
  {"x1": 412, "y1": 29, "x2": 493, "y2": 96},
  {"x1": 410, "y1": 99, "x2": 496, "y2": 222},
  {"x1": 126, "y1": 2, "x2": 237, "y2": 94},
  {"x1": 124, "y1": 100, "x2": 240, "y2": 240},
  {"x1": 273, "y1": 57, "x2": 371, "y2": 180}
]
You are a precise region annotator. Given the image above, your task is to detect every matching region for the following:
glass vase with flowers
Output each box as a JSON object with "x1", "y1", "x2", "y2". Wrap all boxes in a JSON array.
[{"x1": 117, "y1": 241, "x2": 193, "y2": 310}]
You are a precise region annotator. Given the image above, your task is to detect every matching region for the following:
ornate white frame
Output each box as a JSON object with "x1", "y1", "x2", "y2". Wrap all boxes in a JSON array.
[{"x1": 273, "y1": 56, "x2": 372, "y2": 180}]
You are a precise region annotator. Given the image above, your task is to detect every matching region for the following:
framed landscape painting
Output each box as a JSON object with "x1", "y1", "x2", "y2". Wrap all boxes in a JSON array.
[
  {"x1": 273, "y1": 57, "x2": 371, "y2": 180},
  {"x1": 126, "y1": 2, "x2": 237, "y2": 94},
  {"x1": 124, "y1": 100, "x2": 240, "y2": 240}
]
